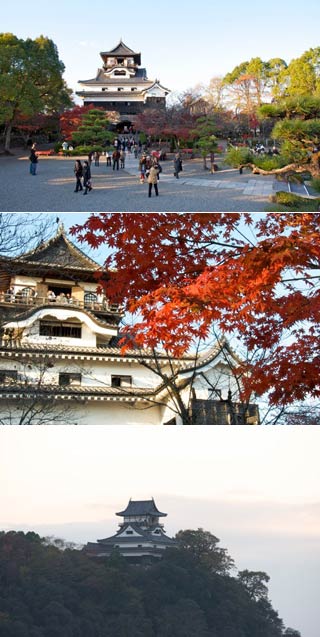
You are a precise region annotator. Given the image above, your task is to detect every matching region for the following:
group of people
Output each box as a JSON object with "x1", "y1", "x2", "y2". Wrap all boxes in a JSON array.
[
  {"x1": 253, "y1": 143, "x2": 279, "y2": 156},
  {"x1": 47, "y1": 290, "x2": 73, "y2": 304},
  {"x1": 138, "y1": 152, "x2": 183, "y2": 197},
  {"x1": 73, "y1": 145, "x2": 184, "y2": 197},
  {"x1": 74, "y1": 160, "x2": 92, "y2": 195}
]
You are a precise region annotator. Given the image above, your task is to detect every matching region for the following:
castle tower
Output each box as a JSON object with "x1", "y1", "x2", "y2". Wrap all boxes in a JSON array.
[
  {"x1": 76, "y1": 40, "x2": 170, "y2": 128},
  {"x1": 84, "y1": 498, "x2": 176, "y2": 561}
]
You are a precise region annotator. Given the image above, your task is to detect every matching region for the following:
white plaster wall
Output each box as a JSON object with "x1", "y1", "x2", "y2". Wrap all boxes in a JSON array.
[{"x1": 62, "y1": 399, "x2": 161, "y2": 425}]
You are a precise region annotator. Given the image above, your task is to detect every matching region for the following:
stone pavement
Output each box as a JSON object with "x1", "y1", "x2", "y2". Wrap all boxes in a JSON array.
[{"x1": 0, "y1": 151, "x2": 278, "y2": 212}]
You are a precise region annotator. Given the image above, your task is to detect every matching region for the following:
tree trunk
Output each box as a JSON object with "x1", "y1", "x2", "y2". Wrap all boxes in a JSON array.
[
  {"x1": 239, "y1": 158, "x2": 320, "y2": 179},
  {"x1": 203, "y1": 155, "x2": 207, "y2": 170},
  {"x1": 4, "y1": 123, "x2": 13, "y2": 154}
]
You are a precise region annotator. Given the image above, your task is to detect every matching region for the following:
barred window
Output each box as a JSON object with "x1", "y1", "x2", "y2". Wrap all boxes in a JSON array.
[{"x1": 39, "y1": 321, "x2": 81, "y2": 339}]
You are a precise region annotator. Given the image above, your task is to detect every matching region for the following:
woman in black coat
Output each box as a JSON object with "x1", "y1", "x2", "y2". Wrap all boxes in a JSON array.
[
  {"x1": 74, "y1": 160, "x2": 83, "y2": 192},
  {"x1": 83, "y1": 161, "x2": 92, "y2": 195}
]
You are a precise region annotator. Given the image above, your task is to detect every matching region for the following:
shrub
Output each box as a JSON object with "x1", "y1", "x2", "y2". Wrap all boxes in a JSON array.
[
  {"x1": 273, "y1": 191, "x2": 320, "y2": 210},
  {"x1": 225, "y1": 146, "x2": 254, "y2": 167},
  {"x1": 310, "y1": 177, "x2": 320, "y2": 193},
  {"x1": 253, "y1": 156, "x2": 286, "y2": 171},
  {"x1": 70, "y1": 145, "x2": 105, "y2": 155}
]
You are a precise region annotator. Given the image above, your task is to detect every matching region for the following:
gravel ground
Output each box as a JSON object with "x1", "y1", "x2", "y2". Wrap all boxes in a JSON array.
[{"x1": 0, "y1": 152, "x2": 274, "y2": 212}]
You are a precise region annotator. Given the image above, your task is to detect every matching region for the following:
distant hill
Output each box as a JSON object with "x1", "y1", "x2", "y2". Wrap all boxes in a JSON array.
[{"x1": 0, "y1": 530, "x2": 300, "y2": 637}]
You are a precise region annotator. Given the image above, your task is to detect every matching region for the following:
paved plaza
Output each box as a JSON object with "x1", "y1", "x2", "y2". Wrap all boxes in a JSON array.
[{"x1": 0, "y1": 151, "x2": 279, "y2": 212}]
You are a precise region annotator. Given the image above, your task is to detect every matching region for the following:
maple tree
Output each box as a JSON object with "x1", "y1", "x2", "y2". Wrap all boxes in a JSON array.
[
  {"x1": 71, "y1": 213, "x2": 320, "y2": 409},
  {"x1": 60, "y1": 104, "x2": 95, "y2": 141},
  {"x1": 135, "y1": 105, "x2": 196, "y2": 148}
]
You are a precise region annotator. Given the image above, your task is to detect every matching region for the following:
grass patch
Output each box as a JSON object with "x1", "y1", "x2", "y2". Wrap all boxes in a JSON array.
[
  {"x1": 268, "y1": 191, "x2": 320, "y2": 211},
  {"x1": 310, "y1": 177, "x2": 320, "y2": 193}
]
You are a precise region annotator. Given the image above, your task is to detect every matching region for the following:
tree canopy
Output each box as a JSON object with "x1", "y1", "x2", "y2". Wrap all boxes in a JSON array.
[
  {"x1": 72, "y1": 213, "x2": 320, "y2": 409},
  {"x1": 0, "y1": 33, "x2": 72, "y2": 151},
  {"x1": 0, "y1": 528, "x2": 296, "y2": 637}
]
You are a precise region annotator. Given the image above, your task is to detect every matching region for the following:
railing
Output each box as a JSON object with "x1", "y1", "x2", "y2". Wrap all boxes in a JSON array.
[{"x1": 0, "y1": 295, "x2": 122, "y2": 314}]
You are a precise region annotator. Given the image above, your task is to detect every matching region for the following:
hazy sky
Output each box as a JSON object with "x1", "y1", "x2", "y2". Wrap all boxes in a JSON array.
[
  {"x1": 2, "y1": 0, "x2": 320, "y2": 99},
  {"x1": 1, "y1": 427, "x2": 319, "y2": 637}
]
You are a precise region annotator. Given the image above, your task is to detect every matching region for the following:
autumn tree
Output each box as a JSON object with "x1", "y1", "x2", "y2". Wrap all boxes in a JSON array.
[
  {"x1": 72, "y1": 213, "x2": 320, "y2": 413},
  {"x1": 135, "y1": 105, "x2": 196, "y2": 149},
  {"x1": 59, "y1": 104, "x2": 95, "y2": 141},
  {"x1": 0, "y1": 33, "x2": 73, "y2": 152}
]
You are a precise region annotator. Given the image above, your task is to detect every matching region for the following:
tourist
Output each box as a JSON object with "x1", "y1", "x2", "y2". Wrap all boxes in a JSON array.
[
  {"x1": 147, "y1": 164, "x2": 159, "y2": 197},
  {"x1": 105, "y1": 150, "x2": 111, "y2": 167},
  {"x1": 47, "y1": 290, "x2": 56, "y2": 302},
  {"x1": 139, "y1": 154, "x2": 147, "y2": 183},
  {"x1": 6, "y1": 287, "x2": 15, "y2": 302},
  {"x1": 112, "y1": 149, "x2": 120, "y2": 170},
  {"x1": 120, "y1": 149, "x2": 125, "y2": 168},
  {"x1": 62, "y1": 141, "x2": 68, "y2": 155},
  {"x1": 74, "y1": 160, "x2": 83, "y2": 192},
  {"x1": 88, "y1": 150, "x2": 94, "y2": 165},
  {"x1": 83, "y1": 160, "x2": 92, "y2": 195},
  {"x1": 29, "y1": 145, "x2": 38, "y2": 176},
  {"x1": 94, "y1": 151, "x2": 100, "y2": 166},
  {"x1": 173, "y1": 153, "x2": 182, "y2": 179}
]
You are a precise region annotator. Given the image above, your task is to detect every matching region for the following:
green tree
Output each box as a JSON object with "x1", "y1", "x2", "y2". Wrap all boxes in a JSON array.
[
  {"x1": 175, "y1": 528, "x2": 234, "y2": 575},
  {"x1": 192, "y1": 116, "x2": 220, "y2": 170},
  {"x1": 282, "y1": 47, "x2": 320, "y2": 97},
  {"x1": 71, "y1": 108, "x2": 113, "y2": 147},
  {"x1": 259, "y1": 96, "x2": 320, "y2": 176},
  {"x1": 0, "y1": 33, "x2": 72, "y2": 152},
  {"x1": 238, "y1": 569, "x2": 270, "y2": 602}
]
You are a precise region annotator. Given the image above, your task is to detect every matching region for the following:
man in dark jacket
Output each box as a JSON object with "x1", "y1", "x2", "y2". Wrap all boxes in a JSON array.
[{"x1": 29, "y1": 145, "x2": 38, "y2": 175}]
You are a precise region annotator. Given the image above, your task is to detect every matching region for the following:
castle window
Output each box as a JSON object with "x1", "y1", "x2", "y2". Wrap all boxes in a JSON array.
[
  {"x1": 84, "y1": 292, "x2": 97, "y2": 304},
  {"x1": 117, "y1": 87, "x2": 124, "y2": 91},
  {"x1": 39, "y1": 321, "x2": 82, "y2": 339},
  {"x1": 114, "y1": 70, "x2": 126, "y2": 76},
  {"x1": 0, "y1": 370, "x2": 18, "y2": 384},
  {"x1": 59, "y1": 373, "x2": 81, "y2": 387},
  {"x1": 125, "y1": 530, "x2": 133, "y2": 535},
  {"x1": 131, "y1": 88, "x2": 137, "y2": 91},
  {"x1": 111, "y1": 375, "x2": 132, "y2": 388}
]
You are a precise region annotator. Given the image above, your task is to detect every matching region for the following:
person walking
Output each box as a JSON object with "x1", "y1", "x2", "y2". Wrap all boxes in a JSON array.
[
  {"x1": 105, "y1": 150, "x2": 111, "y2": 167},
  {"x1": 173, "y1": 153, "x2": 182, "y2": 178},
  {"x1": 29, "y1": 145, "x2": 38, "y2": 175},
  {"x1": 83, "y1": 160, "x2": 92, "y2": 195},
  {"x1": 94, "y1": 151, "x2": 100, "y2": 167},
  {"x1": 74, "y1": 160, "x2": 83, "y2": 192},
  {"x1": 139, "y1": 154, "x2": 147, "y2": 183},
  {"x1": 147, "y1": 164, "x2": 159, "y2": 197},
  {"x1": 120, "y1": 149, "x2": 125, "y2": 168},
  {"x1": 112, "y1": 149, "x2": 120, "y2": 170}
]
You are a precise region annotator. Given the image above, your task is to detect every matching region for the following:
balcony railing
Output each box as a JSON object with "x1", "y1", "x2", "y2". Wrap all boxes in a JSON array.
[{"x1": 0, "y1": 295, "x2": 122, "y2": 315}]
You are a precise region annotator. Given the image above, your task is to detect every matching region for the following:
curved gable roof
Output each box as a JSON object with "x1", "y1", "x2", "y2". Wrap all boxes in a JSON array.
[
  {"x1": 16, "y1": 226, "x2": 99, "y2": 272},
  {"x1": 116, "y1": 498, "x2": 167, "y2": 518}
]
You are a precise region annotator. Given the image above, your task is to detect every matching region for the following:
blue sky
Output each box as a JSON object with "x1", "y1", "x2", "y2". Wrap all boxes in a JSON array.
[{"x1": 2, "y1": 0, "x2": 320, "y2": 99}]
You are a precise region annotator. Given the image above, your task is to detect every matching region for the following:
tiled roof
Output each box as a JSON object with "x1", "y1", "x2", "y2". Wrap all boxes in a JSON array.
[
  {"x1": 0, "y1": 382, "x2": 155, "y2": 399},
  {"x1": 100, "y1": 40, "x2": 140, "y2": 57},
  {"x1": 16, "y1": 227, "x2": 99, "y2": 271},
  {"x1": 116, "y1": 498, "x2": 167, "y2": 518}
]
